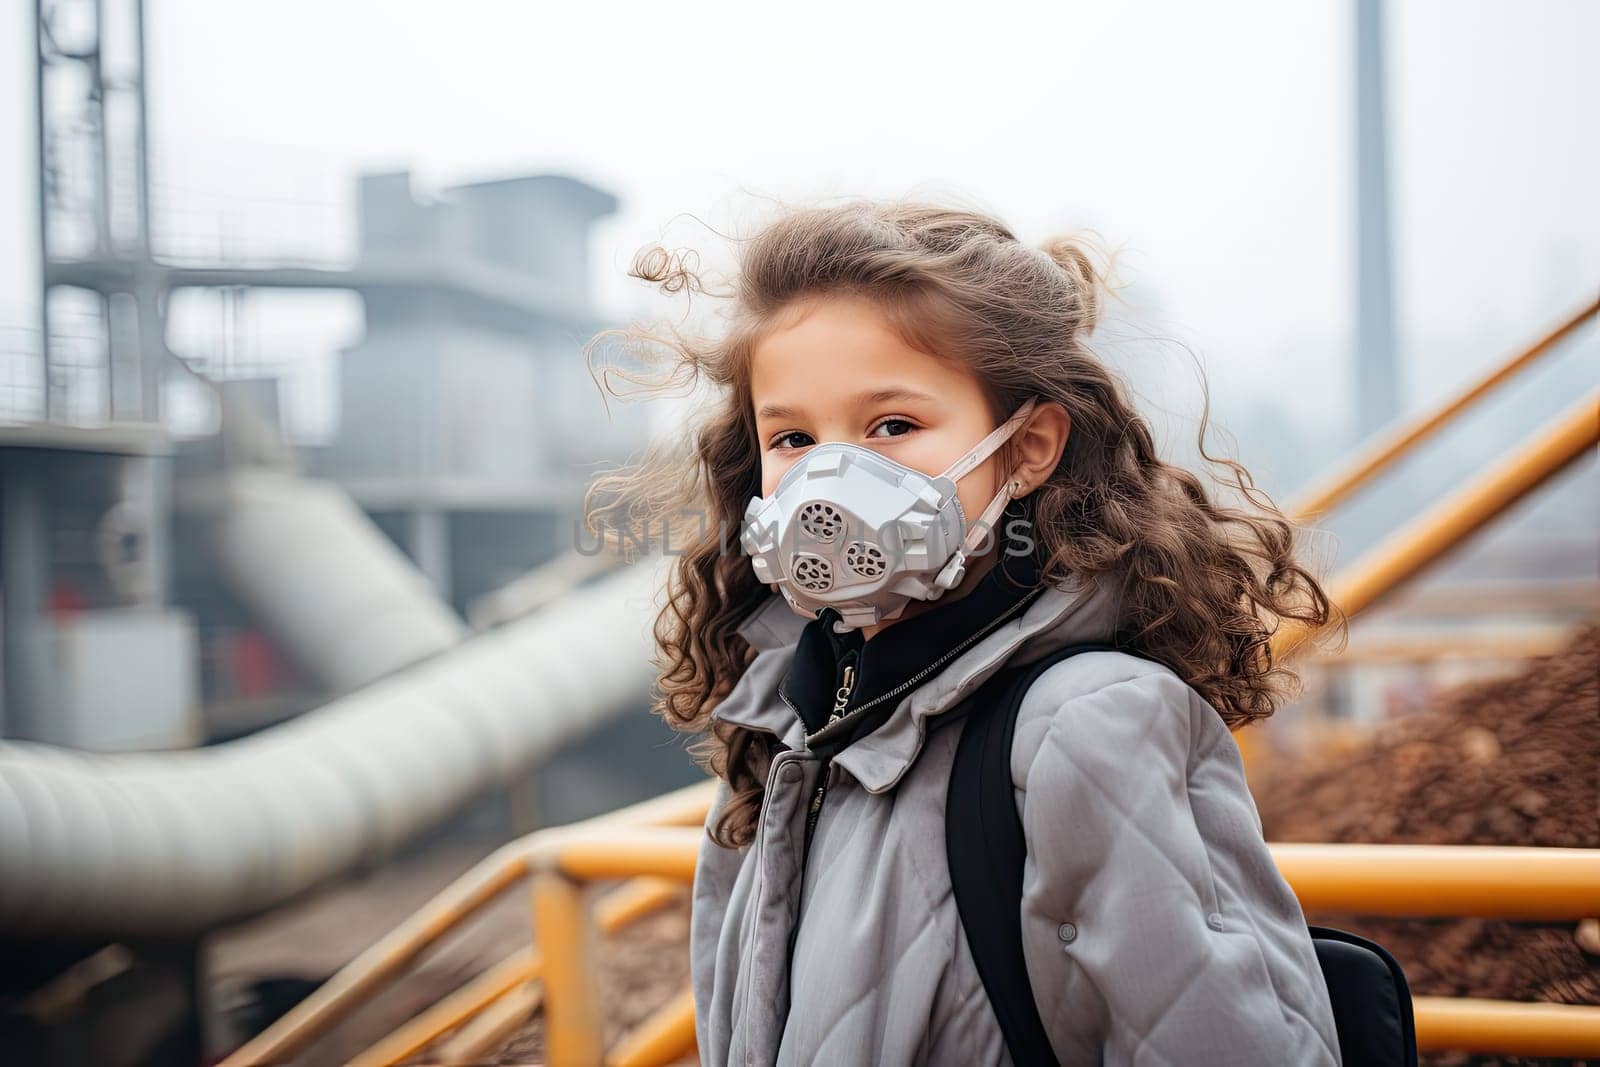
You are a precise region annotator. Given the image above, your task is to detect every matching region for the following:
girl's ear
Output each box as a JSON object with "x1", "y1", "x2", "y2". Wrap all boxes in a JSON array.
[{"x1": 1010, "y1": 400, "x2": 1071, "y2": 495}]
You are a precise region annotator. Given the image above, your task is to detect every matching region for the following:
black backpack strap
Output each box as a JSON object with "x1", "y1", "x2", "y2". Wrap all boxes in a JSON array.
[{"x1": 945, "y1": 641, "x2": 1126, "y2": 1067}]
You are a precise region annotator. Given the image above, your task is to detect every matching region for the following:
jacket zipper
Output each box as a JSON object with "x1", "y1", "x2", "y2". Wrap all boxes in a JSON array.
[
  {"x1": 828, "y1": 663, "x2": 857, "y2": 724},
  {"x1": 787, "y1": 659, "x2": 854, "y2": 978},
  {"x1": 803, "y1": 762, "x2": 832, "y2": 849},
  {"x1": 805, "y1": 659, "x2": 856, "y2": 845}
]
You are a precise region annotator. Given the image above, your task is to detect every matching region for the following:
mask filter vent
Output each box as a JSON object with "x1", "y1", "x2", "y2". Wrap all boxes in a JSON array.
[
  {"x1": 798, "y1": 502, "x2": 844, "y2": 542},
  {"x1": 844, "y1": 541, "x2": 887, "y2": 578},
  {"x1": 792, "y1": 554, "x2": 833, "y2": 591}
]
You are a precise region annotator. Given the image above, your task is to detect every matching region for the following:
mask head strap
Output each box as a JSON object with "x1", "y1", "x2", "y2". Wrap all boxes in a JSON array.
[
  {"x1": 938, "y1": 397, "x2": 1038, "y2": 484},
  {"x1": 931, "y1": 397, "x2": 1040, "y2": 590}
]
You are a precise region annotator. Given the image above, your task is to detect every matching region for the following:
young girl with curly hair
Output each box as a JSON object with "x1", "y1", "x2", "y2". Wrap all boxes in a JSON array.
[{"x1": 586, "y1": 198, "x2": 1347, "y2": 1066}]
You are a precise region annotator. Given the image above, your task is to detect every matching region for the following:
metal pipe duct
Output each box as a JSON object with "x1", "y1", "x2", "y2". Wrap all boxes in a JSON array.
[
  {"x1": 0, "y1": 555, "x2": 666, "y2": 935},
  {"x1": 181, "y1": 469, "x2": 468, "y2": 694}
]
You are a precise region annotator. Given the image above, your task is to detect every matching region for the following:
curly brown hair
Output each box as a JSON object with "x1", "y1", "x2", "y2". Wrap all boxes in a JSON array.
[{"x1": 582, "y1": 197, "x2": 1346, "y2": 849}]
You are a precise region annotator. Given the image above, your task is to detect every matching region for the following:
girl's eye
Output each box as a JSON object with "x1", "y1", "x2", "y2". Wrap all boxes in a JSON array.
[
  {"x1": 770, "y1": 430, "x2": 815, "y2": 451},
  {"x1": 767, "y1": 419, "x2": 915, "y2": 450},
  {"x1": 869, "y1": 418, "x2": 916, "y2": 439}
]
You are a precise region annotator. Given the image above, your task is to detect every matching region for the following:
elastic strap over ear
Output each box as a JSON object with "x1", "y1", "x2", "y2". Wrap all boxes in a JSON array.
[{"x1": 939, "y1": 397, "x2": 1038, "y2": 484}]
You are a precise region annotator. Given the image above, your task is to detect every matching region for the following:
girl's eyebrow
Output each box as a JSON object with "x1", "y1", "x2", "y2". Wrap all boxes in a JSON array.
[{"x1": 755, "y1": 388, "x2": 939, "y2": 423}]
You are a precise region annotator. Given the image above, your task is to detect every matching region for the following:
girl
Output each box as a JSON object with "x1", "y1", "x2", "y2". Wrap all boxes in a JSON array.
[{"x1": 586, "y1": 200, "x2": 1347, "y2": 1065}]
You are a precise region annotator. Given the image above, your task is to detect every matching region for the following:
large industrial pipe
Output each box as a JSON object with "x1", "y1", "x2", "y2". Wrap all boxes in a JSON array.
[
  {"x1": 0, "y1": 554, "x2": 667, "y2": 935},
  {"x1": 180, "y1": 468, "x2": 468, "y2": 694}
]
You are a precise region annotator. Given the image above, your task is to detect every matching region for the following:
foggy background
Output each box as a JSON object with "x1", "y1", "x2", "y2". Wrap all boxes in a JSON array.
[
  {"x1": 1, "y1": 3, "x2": 1596, "y2": 1064},
  {"x1": 2, "y1": 0, "x2": 1596, "y2": 471}
]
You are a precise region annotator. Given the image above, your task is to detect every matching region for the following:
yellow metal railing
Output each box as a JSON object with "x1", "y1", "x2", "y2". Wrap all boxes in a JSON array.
[
  {"x1": 222, "y1": 825, "x2": 1600, "y2": 1064},
  {"x1": 1285, "y1": 291, "x2": 1598, "y2": 521},
  {"x1": 220, "y1": 782, "x2": 716, "y2": 1067},
  {"x1": 1310, "y1": 624, "x2": 1572, "y2": 664},
  {"x1": 1227, "y1": 383, "x2": 1599, "y2": 775},
  {"x1": 1270, "y1": 844, "x2": 1600, "y2": 920},
  {"x1": 1273, "y1": 388, "x2": 1599, "y2": 661},
  {"x1": 1229, "y1": 293, "x2": 1597, "y2": 770},
  {"x1": 347, "y1": 877, "x2": 683, "y2": 1067},
  {"x1": 1413, "y1": 997, "x2": 1600, "y2": 1061},
  {"x1": 222, "y1": 294, "x2": 1600, "y2": 1066},
  {"x1": 556, "y1": 842, "x2": 1600, "y2": 1062}
]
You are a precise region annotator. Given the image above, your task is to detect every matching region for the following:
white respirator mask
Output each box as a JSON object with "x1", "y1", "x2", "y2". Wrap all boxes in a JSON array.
[{"x1": 740, "y1": 397, "x2": 1038, "y2": 631}]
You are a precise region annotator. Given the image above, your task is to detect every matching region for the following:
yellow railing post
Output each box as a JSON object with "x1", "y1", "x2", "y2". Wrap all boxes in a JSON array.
[{"x1": 532, "y1": 868, "x2": 604, "y2": 1066}]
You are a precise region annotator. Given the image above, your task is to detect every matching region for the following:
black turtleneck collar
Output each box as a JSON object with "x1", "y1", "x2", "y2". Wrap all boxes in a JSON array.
[{"x1": 779, "y1": 504, "x2": 1046, "y2": 743}]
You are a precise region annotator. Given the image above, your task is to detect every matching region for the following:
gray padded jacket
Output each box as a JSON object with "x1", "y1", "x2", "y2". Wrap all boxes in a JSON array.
[{"x1": 690, "y1": 568, "x2": 1342, "y2": 1066}]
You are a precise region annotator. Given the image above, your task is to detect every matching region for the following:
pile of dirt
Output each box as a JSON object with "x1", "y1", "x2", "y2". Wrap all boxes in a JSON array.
[{"x1": 1252, "y1": 621, "x2": 1600, "y2": 1067}]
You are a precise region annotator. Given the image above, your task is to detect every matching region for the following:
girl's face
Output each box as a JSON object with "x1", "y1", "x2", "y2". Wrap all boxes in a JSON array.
[{"x1": 750, "y1": 292, "x2": 1009, "y2": 554}]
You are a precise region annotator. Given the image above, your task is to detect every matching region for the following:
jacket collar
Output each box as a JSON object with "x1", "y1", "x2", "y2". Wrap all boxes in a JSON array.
[
  {"x1": 734, "y1": 588, "x2": 810, "y2": 653},
  {"x1": 781, "y1": 545, "x2": 1045, "y2": 736},
  {"x1": 716, "y1": 566, "x2": 1126, "y2": 793}
]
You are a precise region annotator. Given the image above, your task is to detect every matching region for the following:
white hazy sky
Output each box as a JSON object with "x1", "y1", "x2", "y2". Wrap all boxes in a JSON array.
[{"x1": 3, "y1": 0, "x2": 1597, "y2": 452}]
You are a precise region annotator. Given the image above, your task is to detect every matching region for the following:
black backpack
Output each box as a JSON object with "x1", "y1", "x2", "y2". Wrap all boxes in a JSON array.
[{"x1": 943, "y1": 641, "x2": 1418, "y2": 1067}]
